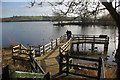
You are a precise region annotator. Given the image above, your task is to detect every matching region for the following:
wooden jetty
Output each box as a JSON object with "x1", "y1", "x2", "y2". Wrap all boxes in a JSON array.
[
  {"x1": 9, "y1": 34, "x2": 109, "y2": 79},
  {"x1": 71, "y1": 34, "x2": 109, "y2": 53}
]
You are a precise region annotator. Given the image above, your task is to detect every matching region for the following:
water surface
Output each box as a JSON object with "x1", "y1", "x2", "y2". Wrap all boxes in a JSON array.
[{"x1": 2, "y1": 22, "x2": 118, "y2": 64}]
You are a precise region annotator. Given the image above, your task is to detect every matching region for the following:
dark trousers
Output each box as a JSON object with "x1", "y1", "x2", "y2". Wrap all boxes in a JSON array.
[{"x1": 67, "y1": 35, "x2": 71, "y2": 40}]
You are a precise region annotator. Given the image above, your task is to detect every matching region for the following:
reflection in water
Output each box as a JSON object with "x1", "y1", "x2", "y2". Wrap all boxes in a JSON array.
[{"x1": 2, "y1": 22, "x2": 118, "y2": 64}]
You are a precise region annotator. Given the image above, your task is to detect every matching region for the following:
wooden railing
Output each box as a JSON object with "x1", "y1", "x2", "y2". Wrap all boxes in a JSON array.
[
  {"x1": 72, "y1": 34, "x2": 109, "y2": 43},
  {"x1": 100, "y1": 58, "x2": 105, "y2": 78},
  {"x1": 2, "y1": 65, "x2": 50, "y2": 79},
  {"x1": 59, "y1": 35, "x2": 106, "y2": 79},
  {"x1": 12, "y1": 44, "x2": 46, "y2": 74},
  {"x1": 30, "y1": 34, "x2": 66, "y2": 56},
  {"x1": 12, "y1": 44, "x2": 35, "y2": 63},
  {"x1": 29, "y1": 54, "x2": 45, "y2": 74},
  {"x1": 59, "y1": 53, "x2": 105, "y2": 80},
  {"x1": 11, "y1": 34, "x2": 67, "y2": 79},
  {"x1": 60, "y1": 38, "x2": 72, "y2": 54}
]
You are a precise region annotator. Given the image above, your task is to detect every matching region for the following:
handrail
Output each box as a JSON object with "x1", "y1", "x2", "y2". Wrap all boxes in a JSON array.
[
  {"x1": 72, "y1": 34, "x2": 109, "y2": 42},
  {"x1": 12, "y1": 44, "x2": 46, "y2": 74},
  {"x1": 59, "y1": 34, "x2": 107, "y2": 79},
  {"x1": 30, "y1": 34, "x2": 66, "y2": 56},
  {"x1": 60, "y1": 38, "x2": 72, "y2": 53},
  {"x1": 100, "y1": 58, "x2": 105, "y2": 78},
  {"x1": 59, "y1": 52, "x2": 105, "y2": 79},
  {"x1": 2, "y1": 65, "x2": 50, "y2": 79},
  {"x1": 29, "y1": 54, "x2": 45, "y2": 74}
]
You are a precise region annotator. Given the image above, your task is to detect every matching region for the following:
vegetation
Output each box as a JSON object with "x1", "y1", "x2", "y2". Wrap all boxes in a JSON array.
[
  {"x1": 2, "y1": 16, "x2": 74, "y2": 22},
  {"x1": 2, "y1": 15, "x2": 117, "y2": 26}
]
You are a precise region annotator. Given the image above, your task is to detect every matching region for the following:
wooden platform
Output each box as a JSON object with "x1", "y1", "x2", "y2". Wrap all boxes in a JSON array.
[
  {"x1": 35, "y1": 39, "x2": 67, "y2": 76},
  {"x1": 11, "y1": 34, "x2": 109, "y2": 79}
]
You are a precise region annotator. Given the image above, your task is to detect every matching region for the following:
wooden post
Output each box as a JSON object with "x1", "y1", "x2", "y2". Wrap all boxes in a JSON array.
[
  {"x1": 44, "y1": 72, "x2": 51, "y2": 80},
  {"x1": 2, "y1": 65, "x2": 10, "y2": 79},
  {"x1": 82, "y1": 43, "x2": 83, "y2": 51},
  {"x1": 29, "y1": 46, "x2": 33, "y2": 56},
  {"x1": 66, "y1": 53, "x2": 69, "y2": 76},
  {"x1": 77, "y1": 44, "x2": 79, "y2": 52},
  {"x1": 84, "y1": 43, "x2": 86, "y2": 52},
  {"x1": 91, "y1": 43, "x2": 94, "y2": 53},
  {"x1": 35, "y1": 60, "x2": 38, "y2": 72},
  {"x1": 70, "y1": 43, "x2": 73, "y2": 53},
  {"x1": 59, "y1": 48, "x2": 63, "y2": 74},
  {"x1": 51, "y1": 41, "x2": 53, "y2": 49},
  {"x1": 60, "y1": 36, "x2": 62, "y2": 43},
  {"x1": 104, "y1": 43, "x2": 108, "y2": 54},
  {"x1": 98, "y1": 57, "x2": 102, "y2": 80},
  {"x1": 29, "y1": 48, "x2": 34, "y2": 73},
  {"x1": 91, "y1": 35, "x2": 95, "y2": 53},
  {"x1": 12, "y1": 48, "x2": 15, "y2": 66},
  {"x1": 84, "y1": 36, "x2": 86, "y2": 52},
  {"x1": 29, "y1": 46, "x2": 32, "y2": 50},
  {"x1": 56, "y1": 39, "x2": 58, "y2": 46},
  {"x1": 20, "y1": 44, "x2": 22, "y2": 53},
  {"x1": 43, "y1": 46, "x2": 45, "y2": 55},
  {"x1": 39, "y1": 45, "x2": 41, "y2": 56}
]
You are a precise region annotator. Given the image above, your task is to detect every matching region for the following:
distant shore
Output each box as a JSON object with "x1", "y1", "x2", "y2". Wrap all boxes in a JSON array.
[
  {"x1": 1, "y1": 16, "x2": 116, "y2": 26},
  {"x1": 1, "y1": 20, "x2": 116, "y2": 26},
  {"x1": 53, "y1": 21, "x2": 117, "y2": 26}
]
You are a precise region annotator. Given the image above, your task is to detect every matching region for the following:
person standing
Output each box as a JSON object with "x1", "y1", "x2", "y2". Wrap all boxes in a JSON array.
[{"x1": 66, "y1": 30, "x2": 72, "y2": 40}]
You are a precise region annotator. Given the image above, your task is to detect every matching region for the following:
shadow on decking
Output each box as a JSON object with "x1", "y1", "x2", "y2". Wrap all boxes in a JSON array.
[
  {"x1": 52, "y1": 72, "x2": 67, "y2": 78},
  {"x1": 39, "y1": 41, "x2": 66, "y2": 72}
]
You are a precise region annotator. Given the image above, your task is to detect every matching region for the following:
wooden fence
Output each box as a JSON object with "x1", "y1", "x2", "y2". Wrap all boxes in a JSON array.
[
  {"x1": 12, "y1": 44, "x2": 34, "y2": 63},
  {"x1": 59, "y1": 36, "x2": 106, "y2": 80},
  {"x1": 11, "y1": 44, "x2": 49, "y2": 79},
  {"x1": 71, "y1": 34, "x2": 109, "y2": 53},
  {"x1": 2, "y1": 65, "x2": 50, "y2": 80},
  {"x1": 11, "y1": 34, "x2": 66, "y2": 79},
  {"x1": 72, "y1": 34, "x2": 109, "y2": 44},
  {"x1": 12, "y1": 34, "x2": 66, "y2": 58},
  {"x1": 12, "y1": 44, "x2": 46, "y2": 72},
  {"x1": 30, "y1": 34, "x2": 66, "y2": 56}
]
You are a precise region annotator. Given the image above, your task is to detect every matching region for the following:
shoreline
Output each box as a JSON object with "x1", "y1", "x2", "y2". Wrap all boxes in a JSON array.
[
  {"x1": 53, "y1": 22, "x2": 116, "y2": 26},
  {"x1": 1, "y1": 21, "x2": 116, "y2": 26}
]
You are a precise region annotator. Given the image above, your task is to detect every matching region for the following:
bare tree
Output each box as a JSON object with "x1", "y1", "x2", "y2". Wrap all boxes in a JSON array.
[
  {"x1": 30, "y1": 0, "x2": 120, "y2": 78},
  {"x1": 99, "y1": 0, "x2": 120, "y2": 78}
]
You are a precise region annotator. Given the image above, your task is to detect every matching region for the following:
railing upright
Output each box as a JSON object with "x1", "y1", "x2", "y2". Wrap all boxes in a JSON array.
[
  {"x1": 51, "y1": 41, "x2": 53, "y2": 49},
  {"x1": 66, "y1": 53, "x2": 69, "y2": 76},
  {"x1": 43, "y1": 46, "x2": 45, "y2": 55},
  {"x1": 98, "y1": 57, "x2": 102, "y2": 80},
  {"x1": 56, "y1": 39, "x2": 58, "y2": 46},
  {"x1": 59, "y1": 47, "x2": 63, "y2": 74},
  {"x1": 100, "y1": 58, "x2": 105, "y2": 79},
  {"x1": 20, "y1": 44, "x2": 22, "y2": 53},
  {"x1": 39, "y1": 45, "x2": 41, "y2": 56}
]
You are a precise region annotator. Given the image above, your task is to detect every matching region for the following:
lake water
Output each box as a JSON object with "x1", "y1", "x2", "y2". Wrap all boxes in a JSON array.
[{"x1": 1, "y1": 22, "x2": 118, "y2": 64}]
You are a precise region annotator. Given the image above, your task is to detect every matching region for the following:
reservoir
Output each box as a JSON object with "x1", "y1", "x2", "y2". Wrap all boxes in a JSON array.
[{"x1": 2, "y1": 21, "x2": 118, "y2": 64}]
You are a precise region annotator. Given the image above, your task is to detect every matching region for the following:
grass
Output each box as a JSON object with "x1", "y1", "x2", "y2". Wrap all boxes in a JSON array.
[{"x1": 2, "y1": 47, "x2": 31, "y2": 72}]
